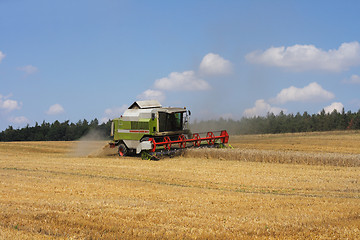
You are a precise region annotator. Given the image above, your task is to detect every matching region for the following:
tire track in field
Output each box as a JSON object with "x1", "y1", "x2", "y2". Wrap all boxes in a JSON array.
[{"x1": 2, "y1": 167, "x2": 360, "y2": 200}]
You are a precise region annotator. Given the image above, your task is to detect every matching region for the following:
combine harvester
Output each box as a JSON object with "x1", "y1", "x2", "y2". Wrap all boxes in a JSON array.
[{"x1": 109, "y1": 100, "x2": 229, "y2": 160}]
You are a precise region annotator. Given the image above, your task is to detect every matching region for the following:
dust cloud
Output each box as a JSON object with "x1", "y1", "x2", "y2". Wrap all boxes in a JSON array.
[{"x1": 69, "y1": 129, "x2": 117, "y2": 157}]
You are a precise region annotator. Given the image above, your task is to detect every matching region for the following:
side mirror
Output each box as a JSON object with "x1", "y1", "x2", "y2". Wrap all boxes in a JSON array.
[
  {"x1": 151, "y1": 113, "x2": 156, "y2": 120},
  {"x1": 188, "y1": 110, "x2": 191, "y2": 116}
]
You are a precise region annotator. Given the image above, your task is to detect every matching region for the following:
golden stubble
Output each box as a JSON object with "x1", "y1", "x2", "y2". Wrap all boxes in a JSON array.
[{"x1": 0, "y1": 132, "x2": 359, "y2": 239}]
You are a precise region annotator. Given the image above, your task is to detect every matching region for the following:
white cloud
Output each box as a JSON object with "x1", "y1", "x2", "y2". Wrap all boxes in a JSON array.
[
  {"x1": 104, "y1": 105, "x2": 128, "y2": 117},
  {"x1": 199, "y1": 53, "x2": 232, "y2": 76},
  {"x1": 342, "y1": 74, "x2": 360, "y2": 84},
  {"x1": 0, "y1": 94, "x2": 21, "y2": 112},
  {"x1": 243, "y1": 99, "x2": 285, "y2": 118},
  {"x1": 137, "y1": 89, "x2": 165, "y2": 102},
  {"x1": 101, "y1": 104, "x2": 128, "y2": 123},
  {"x1": 148, "y1": 53, "x2": 231, "y2": 94},
  {"x1": 271, "y1": 82, "x2": 334, "y2": 104},
  {"x1": 46, "y1": 104, "x2": 65, "y2": 115},
  {"x1": 322, "y1": 102, "x2": 344, "y2": 114},
  {"x1": 154, "y1": 70, "x2": 210, "y2": 91},
  {"x1": 0, "y1": 51, "x2": 5, "y2": 63},
  {"x1": 9, "y1": 116, "x2": 30, "y2": 125},
  {"x1": 246, "y1": 41, "x2": 360, "y2": 72},
  {"x1": 18, "y1": 65, "x2": 38, "y2": 75}
]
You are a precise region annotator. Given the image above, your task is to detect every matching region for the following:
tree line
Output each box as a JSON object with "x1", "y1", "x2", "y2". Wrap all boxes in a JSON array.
[
  {"x1": 190, "y1": 109, "x2": 360, "y2": 135},
  {"x1": 1, "y1": 108, "x2": 360, "y2": 141},
  {"x1": 0, "y1": 119, "x2": 112, "y2": 142}
]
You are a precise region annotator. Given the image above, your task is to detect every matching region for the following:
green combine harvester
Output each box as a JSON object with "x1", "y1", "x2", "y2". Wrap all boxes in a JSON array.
[{"x1": 109, "y1": 100, "x2": 229, "y2": 159}]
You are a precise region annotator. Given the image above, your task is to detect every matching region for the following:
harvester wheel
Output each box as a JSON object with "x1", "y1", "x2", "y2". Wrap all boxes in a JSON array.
[{"x1": 118, "y1": 143, "x2": 128, "y2": 157}]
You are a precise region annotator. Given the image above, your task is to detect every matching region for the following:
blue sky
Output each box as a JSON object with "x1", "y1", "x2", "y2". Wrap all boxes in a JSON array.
[{"x1": 1, "y1": 0, "x2": 360, "y2": 131}]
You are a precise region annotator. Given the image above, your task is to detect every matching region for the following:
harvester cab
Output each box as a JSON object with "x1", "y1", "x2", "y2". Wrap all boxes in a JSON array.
[{"x1": 109, "y1": 100, "x2": 229, "y2": 159}]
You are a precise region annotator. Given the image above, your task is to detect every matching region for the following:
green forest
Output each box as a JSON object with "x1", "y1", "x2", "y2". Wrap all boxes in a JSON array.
[
  {"x1": 0, "y1": 119, "x2": 112, "y2": 142},
  {"x1": 1, "y1": 109, "x2": 360, "y2": 141},
  {"x1": 191, "y1": 109, "x2": 360, "y2": 134}
]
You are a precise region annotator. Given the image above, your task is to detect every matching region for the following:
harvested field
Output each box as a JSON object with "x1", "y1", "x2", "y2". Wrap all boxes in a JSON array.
[{"x1": 0, "y1": 131, "x2": 360, "y2": 239}]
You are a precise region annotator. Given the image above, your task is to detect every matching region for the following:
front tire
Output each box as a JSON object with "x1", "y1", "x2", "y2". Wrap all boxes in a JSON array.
[{"x1": 118, "y1": 143, "x2": 128, "y2": 157}]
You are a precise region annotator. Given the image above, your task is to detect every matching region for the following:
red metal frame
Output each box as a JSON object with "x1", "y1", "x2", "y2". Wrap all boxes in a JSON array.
[
  {"x1": 148, "y1": 130, "x2": 229, "y2": 152},
  {"x1": 193, "y1": 133, "x2": 201, "y2": 147},
  {"x1": 178, "y1": 135, "x2": 186, "y2": 148}
]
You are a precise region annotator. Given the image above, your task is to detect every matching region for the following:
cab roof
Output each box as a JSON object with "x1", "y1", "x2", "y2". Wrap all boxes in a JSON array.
[{"x1": 158, "y1": 108, "x2": 186, "y2": 113}]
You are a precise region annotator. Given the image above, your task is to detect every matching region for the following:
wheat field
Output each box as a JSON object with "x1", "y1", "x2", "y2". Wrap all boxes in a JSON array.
[{"x1": 0, "y1": 131, "x2": 360, "y2": 239}]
